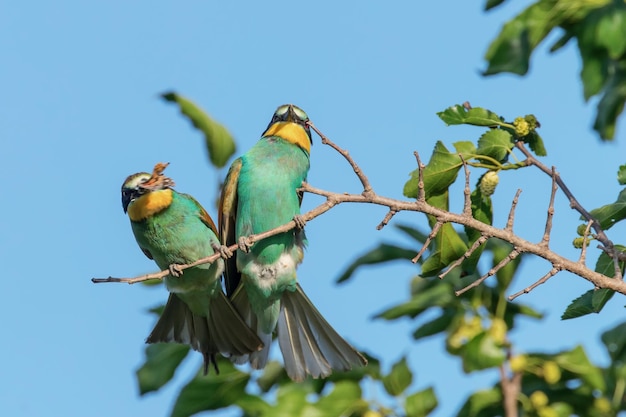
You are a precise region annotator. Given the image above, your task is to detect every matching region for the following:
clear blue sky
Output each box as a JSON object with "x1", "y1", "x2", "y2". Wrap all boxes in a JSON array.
[{"x1": 3, "y1": 1, "x2": 626, "y2": 416}]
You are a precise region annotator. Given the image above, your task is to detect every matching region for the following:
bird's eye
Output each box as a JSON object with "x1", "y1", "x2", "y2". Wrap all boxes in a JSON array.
[
  {"x1": 275, "y1": 105, "x2": 289, "y2": 116},
  {"x1": 292, "y1": 106, "x2": 308, "y2": 121}
]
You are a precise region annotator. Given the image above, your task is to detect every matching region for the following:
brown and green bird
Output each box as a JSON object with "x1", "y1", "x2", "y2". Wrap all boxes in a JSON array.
[
  {"x1": 121, "y1": 163, "x2": 263, "y2": 373},
  {"x1": 219, "y1": 105, "x2": 367, "y2": 381}
]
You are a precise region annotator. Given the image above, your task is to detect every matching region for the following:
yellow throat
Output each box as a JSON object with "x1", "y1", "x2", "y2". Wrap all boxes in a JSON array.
[
  {"x1": 127, "y1": 189, "x2": 173, "y2": 221},
  {"x1": 264, "y1": 122, "x2": 311, "y2": 153}
]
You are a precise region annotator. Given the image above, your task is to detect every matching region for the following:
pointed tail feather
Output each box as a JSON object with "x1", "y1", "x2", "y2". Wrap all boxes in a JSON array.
[
  {"x1": 277, "y1": 284, "x2": 367, "y2": 382},
  {"x1": 207, "y1": 291, "x2": 264, "y2": 356},
  {"x1": 146, "y1": 292, "x2": 263, "y2": 374},
  {"x1": 229, "y1": 285, "x2": 273, "y2": 369}
]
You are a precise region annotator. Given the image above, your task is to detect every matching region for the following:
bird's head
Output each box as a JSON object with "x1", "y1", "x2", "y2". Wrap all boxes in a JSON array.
[
  {"x1": 262, "y1": 104, "x2": 312, "y2": 152},
  {"x1": 121, "y1": 162, "x2": 175, "y2": 214}
]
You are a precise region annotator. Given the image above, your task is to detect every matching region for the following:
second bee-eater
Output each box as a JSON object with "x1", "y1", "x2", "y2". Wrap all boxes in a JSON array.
[
  {"x1": 122, "y1": 163, "x2": 263, "y2": 373},
  {"x1": 220, "y1": 105, "x2": 367, "y2": 381}
]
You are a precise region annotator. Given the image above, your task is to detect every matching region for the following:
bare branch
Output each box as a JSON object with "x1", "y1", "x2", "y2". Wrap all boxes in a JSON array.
[
  {"x1": 539, "y1": 168, "x2": 558, "y2": 248},
  {"x1": 508, "y1": 267, "x2": 560, "y2": 300},
  {"x1": 500, "y1": 364, "x2": 521, "y2": 417},
  {"x1": 460, "y1": 155, "x2": 472, "y2": 217},
  {"x1": 515, "y1": 142, "x2": 615, "y2": 251},
  {"x1": 439, "y1": 234, "x2": 489, "y2": 280},
  {"x1": 94, "y1": 128, "x2": 626, "y2": 297},
  {"x1": 412, "y1": 221, "x2": 443, "y2": 263},
  {"x1": 578, "y1": 220, "x2": 594, "y2": 265},
  {"x1": 307, "y1": 120, "x2": 374, "y2": 197},
  {"x1": 414, "y1": 151, "x2": 426, "y2": 202},
  {"x1": 377, "y1": 209, "x2": 398, "y2": 230},
  {"x1": 456, "y1": 250, "x2": 521, "y2": 296},
  {"x1": 505, "y1": 190, "x2": 522, "y2": 232}
]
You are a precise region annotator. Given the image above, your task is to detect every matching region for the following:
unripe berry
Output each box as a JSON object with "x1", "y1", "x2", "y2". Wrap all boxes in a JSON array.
[
  {"x1": 479, "y1": 171, "x2": 499, "y2": 196},
  {"x1": 513, "y1": 117, "x2": 530, "y2": 136}
]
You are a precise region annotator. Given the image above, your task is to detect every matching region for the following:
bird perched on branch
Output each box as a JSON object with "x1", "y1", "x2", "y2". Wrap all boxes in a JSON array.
[
  {"x1": 121, "y1": 163, "x2": 263, "y2": 374},
  {"x1": 219, "y1": 104, "x2": 367, "y2": 381}
]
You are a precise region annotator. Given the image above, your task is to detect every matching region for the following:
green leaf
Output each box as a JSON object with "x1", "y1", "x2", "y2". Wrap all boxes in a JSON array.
[
  {"x1": 580, "y1": 50, "x2": 608, "y2": 100},
  {"x1": 462, "y1": 331, "x2": 506, "y2": 372},
  {"x1": 595, "y1": 245, "x2": 626, "y2": 277},
  {"x1": 376, "y1": 283, "x2": 455, "y2": 320},
  {"x1": 161, "y1": 92, "x2": 236, "y2": 167},
  {"x1": 453, "y1": 140, "x2": 478, "y2": 156},
  {"x1": 484, "y1": 0, "x2": 507, "y2": 11},
  {"x1": 234, "y1": 394, "x2": 271, "y2": 416},
  {"x1": 601, "y1": 321, "x2": 626, "y2": 362},
  {"x1": 593, "y1": 68, "x2": 626, "y2": 140},
  {"x1": 588, "y1": 190, "x2": 626, "y2": 230},
  {"x1": 136, "y1": 344, "x2": 190, "y2": 395},
  {"x1": 336, "y1": 243, "x2": 417, "y2": 283},
  {"x1": 413, "y1": 309, "x2": 457, "y2": 340},
  {"x1": 594, "y1": 2, "x2": 626, "y2": 59},
  {"x1": 404, "y1": 141, "x2": 462, "y2": 199},
  {"x1": 483, "y1": 1, "x2": 557, "y2": 75},
  {"x1": 382, "y1": 357, "x2": 413, "y2": 396},
  {"x1": 561, "y1": 288, "x2": 615, "y2": 320},
  {"x1": 271, "y1": 384, "x2": 310, "y2": 417},
  {"x1": 555, "y1": 345, "x2": 605, "y2": 390},
  {"x1": 618, "y1": 164, "x2": 626, "y2": 185},
  {"x1": 476, "y1": 129, "x2": 514, "y2": 162},
  {"x1": 315, "y1": 381, "x2": 366, "y2": 417},
  {"x1": 456, "y1": 388, "x2": 502, "y2": 417},
  {"x1": 437, "y1": 105, "x2": 505, "y2": 127},
  {"x1": 395, "y1": 224, "x2": 429, "y2": 243},
  {"x1": 418, "y1": 221, "x2": 468, "y2": 278},
  {"x1": 170, "y1": 361, "x2": 251, "y2": 417},
  {"x1": 147, "y1": 303, "x2": 165, "y2": 316},
  {"x1": 405, "y1": 387, "x2": 438, "y2": 417},
  {"x1": 256, "y1": 361, "x2": 288, "y2": 392},
  {"x1": 525, "y1": 130, "x2": 548, "y2": 156}
]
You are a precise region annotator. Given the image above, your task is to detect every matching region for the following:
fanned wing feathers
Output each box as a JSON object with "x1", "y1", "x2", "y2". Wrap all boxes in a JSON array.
[
  {"x1": 219, "y1": 158, "x2": 243, "y2": 297},
  {"x1": 277, "y1": 284, "x2": 368, "y2": 382}
]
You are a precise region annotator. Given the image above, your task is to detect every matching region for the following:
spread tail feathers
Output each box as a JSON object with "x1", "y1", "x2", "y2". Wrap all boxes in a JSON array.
[
  {"x1": 146, "y1": 293, "x2": 263, "y2": 374},
  {"x1": 229, "y1": 285, "x2": 273, "y2": 369},
  {"x1": 277, "y1": 284, "x2": 367, "y2": 382}
]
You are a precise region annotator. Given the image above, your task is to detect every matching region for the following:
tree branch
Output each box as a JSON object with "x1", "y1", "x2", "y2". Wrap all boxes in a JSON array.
[{"x1": 93, "y1": 125, "x2": 626, "y2": 298}]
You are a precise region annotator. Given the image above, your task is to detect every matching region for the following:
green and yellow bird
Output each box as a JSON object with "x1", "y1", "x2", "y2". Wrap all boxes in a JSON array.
[
  {"x1": 121, "y1": 163, "x2": 263, "y2": 373},
  {"x1": 219, "y1": 104, "x2": 367, "y2": 381}
]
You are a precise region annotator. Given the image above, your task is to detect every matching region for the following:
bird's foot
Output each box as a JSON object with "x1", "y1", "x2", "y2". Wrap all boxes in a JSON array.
[
  {"x1": 238, "y1": 236, "x2": 253, "y2": 253},
  {"x1": 212, "y1": 243, "x2": 234, "y2": 259},
  {"x1": 168, "y1": 263, "x2": 184, "y2": 278},
  {"x1": 293, "y1": 214, "x2": 306, "y2": 229}
]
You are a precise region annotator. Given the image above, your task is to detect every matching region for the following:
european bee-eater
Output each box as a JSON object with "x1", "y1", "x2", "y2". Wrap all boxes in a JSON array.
[
  {"x1": 219, "y1": 105, "x2": 367, "y2": 381},
  {"x1": 122, "y1": 163, "x2": 262, "y2": 374}
]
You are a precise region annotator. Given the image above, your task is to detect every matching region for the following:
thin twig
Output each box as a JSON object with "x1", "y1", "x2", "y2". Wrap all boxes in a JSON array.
[
  {"x1": 460, "y1": 155, "x2": 472, "y2": 217},
  {"x1": 414, "y1": 151, "x2": 426, "y2": 202},
  {"x1": 308, "y1": 121, "x2": 374, "y2": 197},
  {"x1": 377, "y1": 209, "x2": 398, "y2": 230},
  {"x1": 539, "y1": 168, "x2": 558, "y2": 248},
  {"x1": 412, "y1": 221, "x2": 443, "y2": 263},
  {"x1": 505, "y1": 190, "x2": 522, "y2": 231},
  {"x1": 439, "y1": 234, "x2": 489, "y2": 279},
  {"x1": 578, "y1": 220, "x2": 594, "y2": 265},
  {"x1": 508, "y1": 267, "x2": 560, "y2": 300},
  {"x1": 456, "y1": 250, "x2": 521, "y2": 296}
]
